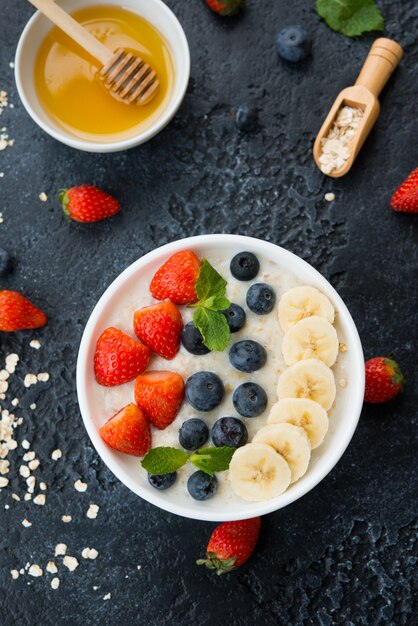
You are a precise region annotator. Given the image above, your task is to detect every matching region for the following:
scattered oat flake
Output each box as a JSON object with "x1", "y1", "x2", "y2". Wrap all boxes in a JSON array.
[
  {"x1": 28, "y1": 564, "x2": 43, "y2": 577},
  {"x1": 30, "y1": 339, "x2": 41, "y2": 349},
  {"x1": 51, "y1": 577, "x2": 60, "y2": 590},
  {"x1": 55, "y1": 544, "x2": 67, "y2": 556},
  {"x1": 103, "y1": 593, "x2": 111, "y2": 600},
  {"x1": 46, "y1": 561, "x2": 58, "y2": 574},
  {"x1": 39, "y1": 192, "x2": 48, "y2": 202},
  {"x1": 22, "y1": 518, "x2": 32, "y2": 528},
  {"x1": 37, "y1": 372, "x2": 49, "y2": 382},
  {"x1": 63, "y1": 556, "x2": 79, "y2": 572},
  {"x1": 24, "y1": 374, "x2": 37, "y2": 388},
  {"x1": 62, "y1": 515, "x2": 72, "y2": 523},
  {"x1": 34, "y1": 494, "x2": 46, "y2": 506},
  {"x1": 10, "y1": 569, "x2": 19, "y2": 579},
  {"x1": 339, "y1": 378, "x2": 348, "y2": 388},
  {"x1": 87, "y1": 504, "x2": 99, "y2": 519},
  {"x1": 325, "y1": 192, "x2": 336, "y2": 202},
  {"x1": 51, "y1": 449, "x2": 62, "y2": 461},
  {"x1": 74, "y1": 479, "x2": 87, "y2": 492}
]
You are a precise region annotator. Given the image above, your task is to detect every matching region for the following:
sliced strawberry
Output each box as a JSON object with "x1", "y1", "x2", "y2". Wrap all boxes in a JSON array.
[
  {"x1": 133, "y1": 301, "x2": 183, "y2": 360},
  {"x1": 150, "y1": 250, "x2": 201, "y2": 305},
  {"x1": 0, "y1": 291, "x2": 47, "y2": 332},
  {"x1": 99, "y1": 403, "x2": 151, "y2": 456},
  {"x1": 390, "y1": 167, "x2": 418, "y2": 213},
  {"x1": 134, "y1": 370, "x2": 184, "y2": 429},
  {"x1": 94, "y1": 327, "x2": 150, "y2": 386}
]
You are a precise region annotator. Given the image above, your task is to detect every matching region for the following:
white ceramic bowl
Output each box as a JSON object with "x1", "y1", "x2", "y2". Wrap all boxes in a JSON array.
[
  {"x1": 77, "y1": 235, "x2": 365, "y2": 521},
  {"x1": 15, "y1": 0, "x2": 190, "y2": 153}
]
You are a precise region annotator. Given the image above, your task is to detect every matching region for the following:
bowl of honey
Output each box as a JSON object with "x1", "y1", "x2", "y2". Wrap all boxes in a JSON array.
[{"x1": 15, "y1": 0, "x2": 190, "y2": 152}]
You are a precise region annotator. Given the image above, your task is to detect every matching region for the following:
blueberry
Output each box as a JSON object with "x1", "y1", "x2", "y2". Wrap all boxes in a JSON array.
[
  {"x1": 185, "y1": 371, "x2": 224, "y2": 412},
  {"x1": 179, "y1": 418, "x2": 209, "y2": 451},
  {"x1": 221, "y1": 303, "x2": 246, "y2": 333},
  {"x1": 276, "y1": 26, "x2": 310, "y2": 63},
  {"x1": 229, "y1": 340, "x2": 267, "y2": 373},
  {"x1": 148, "y1": 472, "x2": 177, "y2": 490},
  {"x1": 230, "y1": 251, "x2": 260, "y2": 281},
  {"x1": 233, "y1": 105, "x2": 257, "y2": 132},
  {"x1": 233, "y1": 382, "x2": 268, "y2": 417},
  {"x1": 181, "y1": 322, "x2": 210, "y2": 355},
  {"x1": 211, "y1": 417, "x2": 248, "y2": 448},
  {"x1": 0, "y1": 249, "x2": 13, "y2": 277},
  {"x1": 187, "y1": 470, "x2": 218, "y2": 501},
  {"x1": 246, "y1": 283, "x2": 276, "y2": 314}
]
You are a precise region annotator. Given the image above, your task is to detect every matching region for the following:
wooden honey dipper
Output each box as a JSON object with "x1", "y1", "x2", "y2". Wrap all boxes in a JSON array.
[
  {"x1": 313, "y1": 38, "x2": 403, "y2": 178},
  {"x1": 27, "y1": 0, "x2": 160, "y2": 105}
]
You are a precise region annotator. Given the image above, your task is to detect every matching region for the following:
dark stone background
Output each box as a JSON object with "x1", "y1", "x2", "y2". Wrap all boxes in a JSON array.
[{"x1": 0, "y1": 1, "x2": 417, "y2": 624}]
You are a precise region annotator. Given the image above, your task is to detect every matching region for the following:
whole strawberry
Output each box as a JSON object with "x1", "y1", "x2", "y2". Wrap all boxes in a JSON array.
[
  {"x1": 0, "y1": 291, "x2": 47, "y2": 332},
  {"x1": 205, "y1": 0, "x2": 245, "y2": 17},
  {"x1": 150, "y1": 250, "x2": 201, "y2": 305},
  {"x1": 100, "y1": 403, "x2": 151, "y2": 457},
  {"x1": 390, "y1": 167, "x2": 418, "y2": 213},
  {"x1": 134, "y1": 370, "x2": 185, "y2": 429},
  {"x1": 197, "y1": 517, "x2": 261, "y2": 574},
  {"x1": 134, "y1": 301, "x2": 183, "y2": 360},
  {"x1": 58, "y1": 185, "x2": 120, "y2": 223},
  {"x1": 94, "y1": 327, "x2": 151, "y2": 386},
  {"x1": 364, "y1": 357, "x2": 405, "y2": 403}
]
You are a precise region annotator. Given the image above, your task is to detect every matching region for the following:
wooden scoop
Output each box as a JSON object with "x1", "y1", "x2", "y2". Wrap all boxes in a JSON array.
[
  {"x1": 28, "y1": 0, "x2": 159, "y2": 105},
  {"x1": 313, "y1": 38, "x2": 403, "y2": 178}
]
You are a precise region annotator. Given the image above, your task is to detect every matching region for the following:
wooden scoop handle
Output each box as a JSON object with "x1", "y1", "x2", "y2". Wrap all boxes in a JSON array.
[
  {"x1": 355, "y1": 38, "x2": 403, "y2": 98},
  {"x1": 27, "y1": 0, "x2": 113, "y2": 65}
]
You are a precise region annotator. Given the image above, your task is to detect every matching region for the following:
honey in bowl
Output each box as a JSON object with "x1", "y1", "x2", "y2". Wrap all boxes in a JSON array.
[{"x1": 34, "y1": 5, "x2": 174, "y2": 143}]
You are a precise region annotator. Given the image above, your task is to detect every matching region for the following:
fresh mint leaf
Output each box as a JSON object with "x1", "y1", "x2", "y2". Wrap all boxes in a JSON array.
[
  {"x1": 316, "y1": 0, "x2": 384, "y2": 37},
  {"x1": 190, "y1": 447, "x2": 235, "y2": 476},
  {"x1": 193, "y1": 307, "x2": 231, "y2": 351},
  {"x1": 141, "y1": 447, "x2": 189, "y2": 475},
  {"x1": 194, "y1": 259, "x2": 228, "y2": 304}
]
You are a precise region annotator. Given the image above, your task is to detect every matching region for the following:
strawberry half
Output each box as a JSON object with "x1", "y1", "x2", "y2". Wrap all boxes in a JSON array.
[
  {"x1": 134, "y1": 370, "x2": 184, "y2": 430},
  {"x1": 150, "y1": 250, "x2": 201, "y2": 305},
  {"x1": 390, "y1": 167, "x2": 418, "y2": 213},
  {"x1": 59, "y1": 185, "x2": 120, "y2": 223},
  {"x1": 99, "y1": 403, "x2": 151, "y2": 457},
  {"x1": 204, "y1": 0, "x2": 245, "y2": 16},
  {"x1": 0, "y1": 291, "x2": 47, "y2": 332},
  {"x1": 94, "y1": 327, "x2": 151, "y2": 386},
  {"x1": 197, "y1": 517, "x2": 261, "y2": 575},
  {"x1": 133, "y1": 301, "x2": 183, "y2": 360}
]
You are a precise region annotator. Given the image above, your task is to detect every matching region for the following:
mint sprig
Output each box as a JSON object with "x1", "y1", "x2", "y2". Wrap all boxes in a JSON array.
[
  {"x1": 190, "y1": 259, "x2": 231, "y2": 351},
  {"x1": 141, "y1": 446, "x2": 235, "y2": 476},
  {"x1": 316, "y1": 0, "x2": 384, "y2": 37}
]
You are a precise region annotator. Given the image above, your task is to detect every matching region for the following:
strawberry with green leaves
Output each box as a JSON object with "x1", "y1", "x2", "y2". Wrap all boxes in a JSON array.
[
  {"x1": 0, "y1": 291, "x2": 47, "y2": 332},
  {"x1": 150, "y1": 250, "x2": 201, "y2": 305},
  {"x1": 364, "y1": 357, "x2": 404, "y2": 403},
  {"x1": 204, "y1": 0, "x2": 245, "y2": 17},
  {"x1": 94, "y1": 327, "x2": 150, "y2": 386},
  {"x1": 197, "y1": 517, "x2": 261, "y2": 574},
  {"x1": 59, "y1": 184, "x2": 120, "y2": 223},
  {"x1": 134, "y1": 370, "x2": 185, "y2": 429},
  {"x1": 390, "y1": 167, "x2": 418, "y2": 213},
  {"x1": 134, "y1": 301, "x2": 183, "y2": 359},
  {"x1": 100, "y1": 403, "x2": 151, "y2": 457}
]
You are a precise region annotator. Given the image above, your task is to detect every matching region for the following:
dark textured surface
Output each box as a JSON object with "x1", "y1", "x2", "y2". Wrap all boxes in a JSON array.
[{"x1": 1, "y1": 1, "x2": 417, "y2": 624}]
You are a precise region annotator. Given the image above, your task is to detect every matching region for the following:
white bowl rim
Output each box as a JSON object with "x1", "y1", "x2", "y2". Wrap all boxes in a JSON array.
[
  {"x1": 77, "y1": 234, "x2": 365, "y2": 521},
  {"x1": 14, "y1": 0, "x2": 190, "y2": 153}
]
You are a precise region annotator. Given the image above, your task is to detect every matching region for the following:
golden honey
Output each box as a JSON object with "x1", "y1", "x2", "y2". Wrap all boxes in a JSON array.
[{"x1": 34, "y1": 5, "x2": 174, "y2": 142}]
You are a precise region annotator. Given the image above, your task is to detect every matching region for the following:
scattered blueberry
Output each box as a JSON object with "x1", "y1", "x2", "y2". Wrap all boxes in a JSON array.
[
  {"x1": 276, "y1": 26, "x2": 311, "y2": 63},
  {"x1": 233, "y1": 382, "x2": 268, "y2": 417},
  {"x1": 221, "y1": 303, "x2": 246, "y2": 333},
  {"x1": 185, "y1": 371, "x2": 225, "y2": 412},
  {"x1": 179, "y1": 418, "x2": 209, "y2": 451},
  {"x1": 0, "y1": 248, "x2": 13, "y2": 277},
  {"x1": 246, "y1": 283, "x2": 276, "y2": 314},
  {"x1": 211, "y1": 417, "x2": 248, "y2": 448},
  {"x1": 187, "y1": 470, "x2": 218, "y2": 501},
  {"x1": 230, "y1": 252, "x2": 260, "y2": 281},
  {"x1": 148, "y1": 472, "x2": 177, "y2": 490},
  {"x1": 229, "y1": 340, "x2": 267, "y2": 373},
  {"x1": 181, "y1": 321, "x2": 210, "y2": 355},
  {"x1": 232, "y1": 105, "x2": 257, "y2": 132}
]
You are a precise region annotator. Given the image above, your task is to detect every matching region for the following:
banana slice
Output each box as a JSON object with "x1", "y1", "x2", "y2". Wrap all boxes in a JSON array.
[
  {"x1": 267, "y1": 398, "x2": 329, "y2": 449},
  {"x1": 229, "y1": 443, "x2": 291, "y2": 502},
  {"x1": 277, "y1": 358, "x2": 336, "y2": 410},
  {"x1": 278, "y1": 286, "x2": 335, "y2": 332},
  {"x1": 282, "y1": 316, "x2": 338, "y2": 366},
  {"x1": 253, "y1": 424, "x2": 310, "y2": 483}
]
